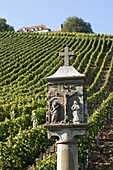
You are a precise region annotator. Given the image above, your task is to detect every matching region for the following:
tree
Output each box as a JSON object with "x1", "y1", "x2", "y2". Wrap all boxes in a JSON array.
[
  {"x1": 62, "y1": 17, "x2": 93, "y2": 33},
  {"x1": 0, "y1": 18, "x2": 14, "y2": 32}
]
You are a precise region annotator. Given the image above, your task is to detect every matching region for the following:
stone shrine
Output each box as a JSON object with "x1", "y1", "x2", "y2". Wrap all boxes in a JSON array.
[{"x1": 44, "y1": 47, "x2": 89, "y2": 170}]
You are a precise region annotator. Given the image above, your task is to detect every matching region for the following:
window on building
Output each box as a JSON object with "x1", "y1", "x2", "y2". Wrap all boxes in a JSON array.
[{"x1": 39, "y1": 27, "x2": 42, "y2": 30}]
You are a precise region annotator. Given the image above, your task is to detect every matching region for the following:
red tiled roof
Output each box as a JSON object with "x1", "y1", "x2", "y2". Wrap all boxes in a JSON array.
[{"x1": 18, "y1": 25, "x2": 49, "y2": 32}]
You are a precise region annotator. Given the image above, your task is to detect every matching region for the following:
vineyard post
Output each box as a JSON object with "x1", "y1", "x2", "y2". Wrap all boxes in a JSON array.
[
  {"x1": 32, "y1": 112, "x2": 36, "y2": 129},
  {"x1": 44, "y1": 47, "x2": 89, "y2": 170}
]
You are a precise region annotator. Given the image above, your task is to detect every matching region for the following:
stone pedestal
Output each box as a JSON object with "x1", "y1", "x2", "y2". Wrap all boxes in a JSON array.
[{"x1": 44, "y1": 124, "x2": 89, "y2": 170}]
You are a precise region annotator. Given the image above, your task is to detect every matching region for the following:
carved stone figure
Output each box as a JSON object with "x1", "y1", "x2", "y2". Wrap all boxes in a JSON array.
[
  {"x1": 50, "y1": 101, "x2": 59, "y2": 123},
  {"x1": 63, "y1": 87, "x2": 77, "y2": 123},
  {"x1": 71, "y1": 100, "x2": 80, "y2": 123}
]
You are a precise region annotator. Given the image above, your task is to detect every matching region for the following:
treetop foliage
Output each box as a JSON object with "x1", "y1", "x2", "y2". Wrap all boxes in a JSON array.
[
  {"x1": 0, "y1": 17, "x2": 14, "y2": 32},
  {"x1": 62, "y1": 16, "x2": 94, "y2": 33}
]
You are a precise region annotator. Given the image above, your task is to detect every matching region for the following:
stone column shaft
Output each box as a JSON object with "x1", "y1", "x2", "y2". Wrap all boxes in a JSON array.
[{"x1": 57, "y1": 142, "x2": 78, "y2": 170}]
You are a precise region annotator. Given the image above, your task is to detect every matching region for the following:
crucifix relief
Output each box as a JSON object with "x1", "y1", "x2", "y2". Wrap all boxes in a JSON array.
[{"x1": 59, "y1": 47, "x2": 74, "y2": 66}]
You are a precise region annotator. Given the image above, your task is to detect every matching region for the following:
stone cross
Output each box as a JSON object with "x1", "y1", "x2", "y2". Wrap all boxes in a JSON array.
[{"x1": 59, "y1": 47, "x2": 74, "y2": 66}]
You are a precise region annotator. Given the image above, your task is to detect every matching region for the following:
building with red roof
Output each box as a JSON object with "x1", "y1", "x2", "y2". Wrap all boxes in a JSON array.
[{"x1": 17, "y1": 25, "x2": 51, "y2": 33}]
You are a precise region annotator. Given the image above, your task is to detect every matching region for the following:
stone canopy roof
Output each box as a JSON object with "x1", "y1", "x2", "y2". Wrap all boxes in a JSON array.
[{"x1": 46, "y1": 66, "x2": 86, "y2": 82}]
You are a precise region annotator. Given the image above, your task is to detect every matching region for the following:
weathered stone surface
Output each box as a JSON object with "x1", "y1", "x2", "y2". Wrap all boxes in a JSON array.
[
  {"x1": 46, "y1": 66, "x2": 85, "y2": 81},
  {"x1": 44, "y1": 123, "x2": 89, "y2": 170},
  {"x1": 46, "y1": 77, "x2": 88, "y2": 125},
  {"x1": 45, "y1": 58, "x2": 88, "y2": 125},
  {"x1": 57, "y1": 143, "x2": 78, "y2": 170},
  {"x1": 44, "y1": 124, "x2": 89, "y2": 141}
]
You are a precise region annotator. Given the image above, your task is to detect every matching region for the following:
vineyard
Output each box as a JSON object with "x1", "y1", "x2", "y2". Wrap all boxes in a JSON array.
[{"x1": 0, "y1": 31, "x2": 113, "y2": 169}]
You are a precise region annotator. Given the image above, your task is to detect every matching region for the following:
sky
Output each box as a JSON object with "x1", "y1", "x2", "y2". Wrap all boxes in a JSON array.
[{"x1": 0, "y1": 0, "x2": 113, "y2": 35}]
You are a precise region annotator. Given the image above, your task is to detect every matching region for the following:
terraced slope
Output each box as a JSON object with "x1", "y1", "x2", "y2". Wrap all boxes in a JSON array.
[
  {"x1": 0, "y1": 31, "x2": 113, "y2": 169},
  {"x1": 88, "y1": 111, "x2": 113, "y2": 170}
]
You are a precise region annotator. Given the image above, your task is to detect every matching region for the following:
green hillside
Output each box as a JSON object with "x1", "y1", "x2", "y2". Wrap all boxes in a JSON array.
[{"x1": 0, "y1": 31, "x2": 113, "y2": 169}]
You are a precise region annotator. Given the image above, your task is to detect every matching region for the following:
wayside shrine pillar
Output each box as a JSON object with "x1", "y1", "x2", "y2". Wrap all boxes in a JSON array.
[{"x1": 44, "y1": 47, "x2": 89, "y2": 170}]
